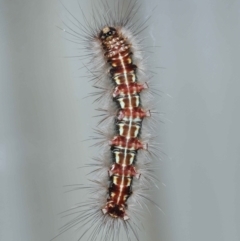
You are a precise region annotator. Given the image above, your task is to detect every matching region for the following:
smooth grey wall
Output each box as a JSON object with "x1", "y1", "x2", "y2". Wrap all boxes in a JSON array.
[{"x1": 0, "y1": 0, "x2": 239, "y2": 241}]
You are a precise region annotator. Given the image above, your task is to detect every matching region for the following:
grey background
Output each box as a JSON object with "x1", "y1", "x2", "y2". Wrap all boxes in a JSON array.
[{"x1": 0, "y1": 0, "x2": 239, "y2": 241}]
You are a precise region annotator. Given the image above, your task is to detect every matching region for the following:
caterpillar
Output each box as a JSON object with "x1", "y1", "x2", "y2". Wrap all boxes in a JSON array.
[{"x1": 54, "y1": 0, "x2": 162, "y2": 240}]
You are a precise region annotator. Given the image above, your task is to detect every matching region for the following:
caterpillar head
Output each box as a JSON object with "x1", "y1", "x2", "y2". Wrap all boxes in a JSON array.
[{"x1": 99, "y1": 26, "x2": 117, "y2": 40}]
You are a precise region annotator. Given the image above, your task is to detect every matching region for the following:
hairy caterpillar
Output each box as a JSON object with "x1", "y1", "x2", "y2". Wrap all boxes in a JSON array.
[{"x1": 54, "y1": 0, "x2": 162, "y2": 240}]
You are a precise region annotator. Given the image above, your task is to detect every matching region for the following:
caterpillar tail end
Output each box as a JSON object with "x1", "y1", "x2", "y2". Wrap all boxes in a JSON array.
[{"x1": 102, "y1": 202, "x2": 129, "y2": 220}]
